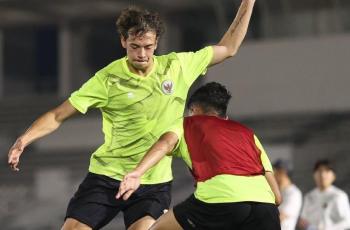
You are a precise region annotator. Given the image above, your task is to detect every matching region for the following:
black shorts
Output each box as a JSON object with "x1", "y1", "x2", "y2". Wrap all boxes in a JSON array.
[
  {"x1": 65, "y1": 172, "x2": 172, "y2": 230},
  {"x1": 173, "y1": 195, "x2": 280, "y2": 230}
]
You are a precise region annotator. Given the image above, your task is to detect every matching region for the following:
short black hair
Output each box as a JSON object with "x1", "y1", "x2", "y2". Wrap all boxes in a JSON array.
[
  {"x1": 273, "y1": 159, "x2": 293, "y2": 176},
  {"x1": 116, "y1": 6, "x2": 165, "y2": 39},
  {"x1": 314, "y1": 159, "x2": 335, "y2": 172},
  {"x1": 187, "y1": 82, "x2": 232, "y2": 117}
]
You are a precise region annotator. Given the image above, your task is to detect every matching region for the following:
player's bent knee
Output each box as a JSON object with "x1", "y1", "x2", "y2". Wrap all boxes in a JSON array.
[
  {"x1": 61, "y1": 218, "x2": 92, "y2": 230},
  {"x1": 127, "y1": 215, "x2": 156, "y2": 230},
  {"x1": 149, "y1": 210, "x2": 182, "y2": 230}
]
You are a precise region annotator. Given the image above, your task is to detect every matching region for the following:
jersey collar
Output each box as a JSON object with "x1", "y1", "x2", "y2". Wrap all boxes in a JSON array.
[{"x1": 122, "y1": 56, "x2": 158, "y2": 80}]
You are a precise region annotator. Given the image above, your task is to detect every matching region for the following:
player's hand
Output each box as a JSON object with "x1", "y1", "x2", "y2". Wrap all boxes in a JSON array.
[
  {"x1": 116, "y1": 171, "x2": 141, "y2": 200},
  {"x1": 8, "y1": 138, "x2": 25, "y2": 171},
  {"x1": 275, "y1": 193, "x2": 283, "y2": 206},
  {"x1": 298, "y1": 218, "x2": 314, "y2": 230}
]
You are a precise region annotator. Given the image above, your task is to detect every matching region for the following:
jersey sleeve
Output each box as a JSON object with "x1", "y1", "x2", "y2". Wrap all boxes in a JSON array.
[
  {"x1": 332, "y1": 192, "x2": 350, "y2": 229},
  {"x1": 176, "y1": 46, "x2": 214, "y2": 86},
  {"x1": 162, "y1": 118, "x2": 184, "y2": 153},
  {"x1": 254, "y1": 135, "x2": 273, "y2": 172},
  {"x1": 163, "y1": 118, "x2": 184, "y2": 143},
  {"x1": 68, "y1": 71, "x2": 109, "y2": 114},
  {"x1": 172, "y1": 137, "x2": 193, "y2": 169}
]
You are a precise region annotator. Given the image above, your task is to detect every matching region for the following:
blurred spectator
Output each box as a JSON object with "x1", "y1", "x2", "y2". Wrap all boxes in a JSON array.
[
  {"x1": 299, "y1": 159, "x2": 350, "y2": 230},
  {"x1": 273, "y1": 159, "x2": 302, "y2": 230}
]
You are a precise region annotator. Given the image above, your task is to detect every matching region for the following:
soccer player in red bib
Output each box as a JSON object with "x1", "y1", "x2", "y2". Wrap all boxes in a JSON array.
[{"x1": 117, "y1": 82, "x2": 281, "y2": 230}]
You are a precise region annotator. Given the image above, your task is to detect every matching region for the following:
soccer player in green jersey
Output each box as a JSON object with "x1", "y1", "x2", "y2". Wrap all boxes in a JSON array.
[{"x1": 8, "y1": 1, "x2": 256, "y2": 229}]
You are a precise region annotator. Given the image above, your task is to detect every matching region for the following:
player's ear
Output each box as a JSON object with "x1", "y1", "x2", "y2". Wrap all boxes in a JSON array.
[
  {"x1": 154, "y1": 38, "x2": 158, "y2": 50},
  {"x1": 188, "y1": 106, "x2": 195, "y2": 116},
  {"x1": 121, "y1": 36, "x2": 127, "y2": 48},
  {"x1": 332, "y1": 172, "x2": 336, "y2": 182}
]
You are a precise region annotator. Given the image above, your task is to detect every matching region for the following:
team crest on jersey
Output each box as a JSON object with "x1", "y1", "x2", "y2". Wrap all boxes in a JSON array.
[{"x1": 161, "y1": 80, "x2": 174, "y2": 95}]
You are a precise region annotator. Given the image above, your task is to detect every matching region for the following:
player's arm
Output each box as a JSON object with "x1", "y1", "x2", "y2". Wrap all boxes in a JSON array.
[
  {"x1": 210, "y1": 0, "x2": 255, "y2": 66},
  {"x1": 132, "y1": 132, "x2": 179, "y2": 176},
  {"x1": 330, "y1": 193, "x2": 350, "y2": 230},
  {"x1": 8, "y1": 100, "x2": 78, "y2": 171},
  {"x1": 265, "y1": 171, "x2": 282, "y2": 206},
  {"x1": 116, "y1": 132, "x2": 179, "y2": 200},
  {"x1": 254, "y1": 135, "x2": 282, "y2": 205}
]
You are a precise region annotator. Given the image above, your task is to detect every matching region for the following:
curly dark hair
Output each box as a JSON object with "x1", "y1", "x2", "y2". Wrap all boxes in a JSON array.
[
  {"x1": 187, "y1": 82, "x2": 232, "y2": 117},
  {"x1": 116, "y1": 6, "x2": 165, "y2": 39}
]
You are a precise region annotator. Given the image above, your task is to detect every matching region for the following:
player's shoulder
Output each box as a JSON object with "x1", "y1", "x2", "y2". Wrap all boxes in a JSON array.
[
  {"x1": 183, "y1": 116, "x2": 210, "y2": 130},
  {"x1": 157, "y1": 48, "x2": 206, "y2": 61},
  {"x1": 226, "y1": 119, "x2": 255, "y2": 135},
  {"x1": 229, "y1": 119, "x2": 250, "y2": 129},
  {"x1": 99, "y1": 58, "x2": 124, "y2": 74},
  {"x1": 155, "y1": 47, "x2": 211, "y2": 67},
  {"x1": 94, "y1": 57, "x2": 132, "y2": 83},
  {"x1": 287, "y1": 184, "x2": 302, "y2": 197},
  {"x1": 185, "y1": 116, "x2": 252, "y2": 132},
  {"x1": 184, "y1": 115, "x2": 217, "y2": 123},
  {"x1": 156, "y1": 52, "x2": 181, "y2": 63},
  {"x1": 151, "y1": 53, "x2": 182, "y2": 73},
  {"x1": 331, "y1": 186, "x2": 349, "y2": 198},
  {"x1": 305, "y1": 188, "x2": 319, "y2": 199}
]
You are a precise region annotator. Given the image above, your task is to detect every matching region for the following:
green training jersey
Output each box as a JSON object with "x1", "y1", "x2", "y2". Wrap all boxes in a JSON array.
[
  {"x1": 175, "y1": 135, "x2": 276, "y2": 204},
  {"x1": 68, "y1": 46, "x2": 213, "y2": 184}
]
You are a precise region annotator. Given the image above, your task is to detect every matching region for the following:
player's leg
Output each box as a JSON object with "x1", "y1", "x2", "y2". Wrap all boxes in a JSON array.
[
  {"x1": 123, "y1": 182, "x2": 172, "y2": 230},
  {"x1": 61, "y1": 218, "x2": 92, "y2": 230},
  {"x1": 149, "y1": 210, "x2": 183, "y2": 230},
  {"x1": 254, "y1": 203, "x2": 281, "y2": 230},
  {"x1": 174, "y1": 195, "x2": 257, "y2": 230},
  {"x1": 240, "y1": 202, "x2": 281, "y2": 230},
  {"x1": 127, "y1": 215, "x2": 157, "y2": 230},
  {"x1": 63, "y1": 173, "x2": 122, "y2": 229}
]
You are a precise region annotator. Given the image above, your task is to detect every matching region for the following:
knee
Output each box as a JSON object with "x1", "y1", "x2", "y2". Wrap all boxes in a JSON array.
[{"x1": 61, "y1": 218, "x2": 91, "y2": 230}]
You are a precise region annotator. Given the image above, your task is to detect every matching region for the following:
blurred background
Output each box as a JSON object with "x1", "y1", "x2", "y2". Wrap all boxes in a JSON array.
[{"x1": 1, "y1": 0, "x2": 350, "y2": 229}]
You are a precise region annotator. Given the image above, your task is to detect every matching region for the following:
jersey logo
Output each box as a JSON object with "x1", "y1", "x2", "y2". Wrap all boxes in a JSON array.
[
  {"x1": 161, "y1": 80, "x2": 174, "y2": 95},
  {"x1": 127, "y1": 92, "x2": 134, "y2": 98}
]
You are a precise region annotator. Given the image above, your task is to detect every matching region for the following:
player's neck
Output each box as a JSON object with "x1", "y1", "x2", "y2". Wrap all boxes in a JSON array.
[
  {"x1": 280, "y1": 178, "x2": 292, "y2": 191},
  {"x1": 127, "y1": 59, "x2": 154, "y2": 77},
  {"x1": 203, "y1": 111, "x2": 222, "y2": 118},
  {"x1": 318, "y1": 185, "x2": 333, "y2": 192}
]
